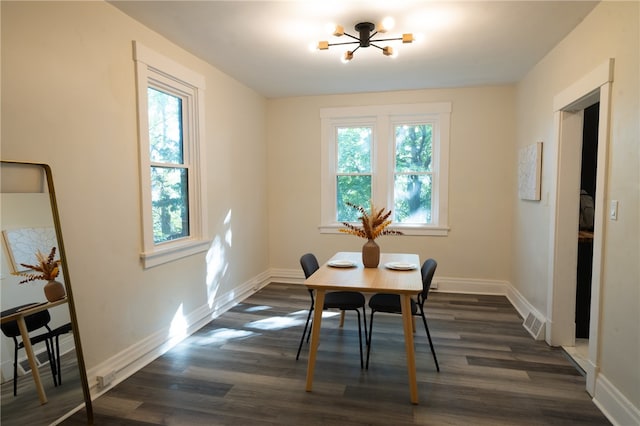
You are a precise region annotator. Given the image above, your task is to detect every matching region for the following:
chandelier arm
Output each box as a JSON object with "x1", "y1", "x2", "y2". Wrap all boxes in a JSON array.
[
  {"x1": 343, "y1": 33, "x2": 361, "y2": 42},
  {"x1": 370, "y1": 37, "x2": 403, "y2": 43},
  {"x1": 328, "y1": 40, "x2": 361, "y2": 47}
]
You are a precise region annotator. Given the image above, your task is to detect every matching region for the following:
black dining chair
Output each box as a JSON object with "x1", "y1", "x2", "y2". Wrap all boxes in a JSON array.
[
  {"x1": 0, "y1": 304, "x2": 58, "y2": 395},
  {"x1": 296, "y1": 253, "x2": 368, "y2": 368},
  {"x1": 366, "y1": 258, "x2": 440, "y2": 371},
  {"x1": 49, "y1": 322, "x2": 73, "y2": 385}
]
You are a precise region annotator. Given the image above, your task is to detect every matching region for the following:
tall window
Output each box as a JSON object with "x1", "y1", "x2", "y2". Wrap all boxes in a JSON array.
[
  {"x1": 321, "y1": 103, "x2": 451, "y2": 236},
  {"x1": 134, "y1": 42, "x2": 209, "y2": 268}
]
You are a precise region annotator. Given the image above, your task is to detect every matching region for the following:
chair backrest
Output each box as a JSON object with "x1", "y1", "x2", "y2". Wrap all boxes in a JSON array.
[
  {"x1": 0, "y1": 306, "x2": 51, "y2": 338},
  {"x1": 419, "y1": 258, "x2": 438, "y2": 304},
  {"x1": 300, "y1": 253, "x2": 320, "y2": 279}
]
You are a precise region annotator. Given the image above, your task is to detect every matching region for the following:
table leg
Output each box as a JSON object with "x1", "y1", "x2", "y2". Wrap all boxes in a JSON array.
[
  {"x1": 305, "y1": 289, "x2": 325, "y2": 392},
  {"x1": 400, "y1": 294, "x2": 418, "y2": 404},
  {"x1": 16, "y1": 316, "x2": 48, "y2": 404}
]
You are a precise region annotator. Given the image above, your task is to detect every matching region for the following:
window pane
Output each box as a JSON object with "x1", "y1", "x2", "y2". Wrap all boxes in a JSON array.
[
  {"x1": 336, "y1": 175, "x2": 371, "y2": 221},
  {"x1": 394, "y1": 174, "x2": 432, "y2": 223},
  {"x1": 148, "y1": 87, "x2": 184, "y2": 164},
  {"x1": 337, "y1": 127, "x2": 371, "y2": 173},
  {"x1": 395, "y1": 124, "x2": 432, "y2": 173},
  {"x1": 151, "y1": 166, "x2": 189, "y2": 243}
]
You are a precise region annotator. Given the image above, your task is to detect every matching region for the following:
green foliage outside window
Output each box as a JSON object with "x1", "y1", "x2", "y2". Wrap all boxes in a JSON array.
[
  {"x1": 394, "y1": 124, "x2": 433, "y2": 223},
  {"x1": 148, "y1": 87, "x2": 189, "y2": 243},
  {"x1": 336, "y1": 123, "x2": 434, "y2": 224},
  {"x1": 336, "y1": 127, "x2": 372, "y2": 221}
]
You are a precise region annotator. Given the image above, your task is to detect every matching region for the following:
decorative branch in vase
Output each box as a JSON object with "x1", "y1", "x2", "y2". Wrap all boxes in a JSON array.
[
  {"x1": 12, "y1": 247, "x2": 66, "y2": 302},
  {"x1": 339, "y1": 202, "x2": 403, "y2": 267}
]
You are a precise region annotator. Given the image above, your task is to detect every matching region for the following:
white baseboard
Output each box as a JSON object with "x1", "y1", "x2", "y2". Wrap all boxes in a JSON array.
[
  {"x1": 86, "y1": 268, "x2": 638, "y2": 426},
  {"x1": 593, "y1": 373, "x2": 640, "y2": 426}
]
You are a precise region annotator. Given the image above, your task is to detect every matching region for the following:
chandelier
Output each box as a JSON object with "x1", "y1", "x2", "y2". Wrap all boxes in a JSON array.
[{"x1": 316, "y1": 18, "x2": 414, "y2": 63}]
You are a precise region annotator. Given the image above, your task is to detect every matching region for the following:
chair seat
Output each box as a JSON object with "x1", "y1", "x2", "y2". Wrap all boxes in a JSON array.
[
  {"x1": 368, "y1": 293, "x2": 417, "y2": 315},
  {"x1": 324, "y1": 291, "x2": 366, "y2": 310}
]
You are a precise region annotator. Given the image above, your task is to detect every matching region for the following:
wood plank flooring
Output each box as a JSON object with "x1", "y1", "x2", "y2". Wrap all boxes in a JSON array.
[{"x1": 64, "y1": 283, "x2": 610, "y2": 425}]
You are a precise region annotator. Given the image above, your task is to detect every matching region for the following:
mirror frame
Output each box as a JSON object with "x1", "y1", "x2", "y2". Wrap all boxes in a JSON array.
[{"x1": 1, "y1": 160, "x2": 93, "y2": 423}]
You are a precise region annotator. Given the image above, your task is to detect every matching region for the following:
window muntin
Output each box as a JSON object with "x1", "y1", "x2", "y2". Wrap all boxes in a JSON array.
[{"x1": 320, "y1": 103, "x2": 450, "y2": 236}]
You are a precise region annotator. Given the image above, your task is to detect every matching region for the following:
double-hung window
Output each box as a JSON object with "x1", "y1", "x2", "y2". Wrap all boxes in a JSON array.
[
  {"x1": 320, "y1": 103, "x2": 451, "y2": 236},
  {"x1": 134, "y1": 42, "x2": 209, "y2": 268}
]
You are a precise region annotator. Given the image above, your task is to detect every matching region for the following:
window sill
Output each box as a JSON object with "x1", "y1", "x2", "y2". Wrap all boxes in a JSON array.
[
  {"x1": 140, "y1": 239, "x2": 211, "y2": 269},
  {"x1": 318, "y1": 224, "x2": 449, "y2": 237}
]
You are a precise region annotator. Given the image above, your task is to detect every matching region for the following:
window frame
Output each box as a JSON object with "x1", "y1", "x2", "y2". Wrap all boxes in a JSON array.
[
  {"x1": 320, "y1": 103, "x2": 451, "y2": 236},
  {"x1": 134, "y1": 41, "x2": 209, "y2": 268}
]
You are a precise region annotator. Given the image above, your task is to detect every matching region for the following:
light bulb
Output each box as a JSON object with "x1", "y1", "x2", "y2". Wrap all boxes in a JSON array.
[{"x1": 379, "y1": 17, "x2": 395, "y2": 33}]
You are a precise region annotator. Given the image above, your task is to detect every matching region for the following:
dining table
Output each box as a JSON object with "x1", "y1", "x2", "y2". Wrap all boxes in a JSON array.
[
  {"x1": 0, "y1": 298, "x2": 68, "y2": 405},
  {"x1": 303, "y1": 251, "x2": 423, "y2": 404}
]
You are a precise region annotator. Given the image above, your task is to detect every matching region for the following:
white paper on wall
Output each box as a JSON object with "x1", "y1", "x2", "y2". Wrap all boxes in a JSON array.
[{"x1": 518, "y1": 142, "x2": 542, "y2": 201}]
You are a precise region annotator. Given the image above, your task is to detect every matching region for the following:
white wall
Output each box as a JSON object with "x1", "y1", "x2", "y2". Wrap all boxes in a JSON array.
[
  {"x1": 514, "y1": 0, "x2": 639, "y2": 417},
  {"x1": 1, "y1": 1, "x2": 269, "y2": 373},
  {"x1": 267, "y1": 86, "x2": 516, "y2": 284}
]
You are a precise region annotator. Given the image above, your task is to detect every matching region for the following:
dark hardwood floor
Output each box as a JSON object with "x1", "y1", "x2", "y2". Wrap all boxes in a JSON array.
[{"x1": 64, "y1": 283, "x2": 610, "y2": 425}]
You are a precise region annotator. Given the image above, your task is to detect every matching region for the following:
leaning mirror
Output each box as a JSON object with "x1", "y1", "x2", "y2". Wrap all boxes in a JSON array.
[{"x1": 0, "y1": 161, "x2": 93, "y2": 424}]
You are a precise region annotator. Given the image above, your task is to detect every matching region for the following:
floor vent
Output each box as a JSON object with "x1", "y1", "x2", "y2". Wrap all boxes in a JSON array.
[{"x1": 523, "y1": 312, "x2": 545, "y2": 340}]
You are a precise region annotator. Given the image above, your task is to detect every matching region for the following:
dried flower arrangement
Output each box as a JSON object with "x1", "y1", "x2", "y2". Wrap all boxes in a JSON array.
[
  {"x1": 339, "y1": 202, "x2": 403, "y2": 240},
  {"x1": 12, "y1": 247, "x2": 61, "y2": 284}
]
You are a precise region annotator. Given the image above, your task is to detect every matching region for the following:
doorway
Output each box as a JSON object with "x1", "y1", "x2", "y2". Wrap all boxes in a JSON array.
[
  {"x1": 568, "y1": 102, "x2": 599, "y2": 373},
  {"x1": 547, "y1": 58, "x2": 613, "y2": 396}
]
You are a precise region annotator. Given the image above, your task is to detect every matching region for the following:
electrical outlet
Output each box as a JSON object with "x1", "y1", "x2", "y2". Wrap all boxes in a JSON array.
[{"x1": 97, "y1": 371, "x2": 116, "y2": 389}]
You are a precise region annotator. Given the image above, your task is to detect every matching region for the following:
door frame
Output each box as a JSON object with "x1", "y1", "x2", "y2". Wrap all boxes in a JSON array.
[{"x1": 546, "y1": 58, "x2": 614, "y2": 395}]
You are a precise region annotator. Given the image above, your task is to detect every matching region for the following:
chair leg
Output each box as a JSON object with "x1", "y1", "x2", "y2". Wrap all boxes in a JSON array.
[
  {"x1": 45, "y1": 337, "x2": 58, "y2": 387},
  {"x1": 355, "y1": 309, "x2": 364, "y2": 369},
  {"x1": 13, "y1": 342, "x2": 18, "y2": 396},
  {"x1": 419, "y1": 309, "x2": 440, "y2": 372},
  {"x1": 362, "y1": 305, "x2": 368, "y2": 343},
  {"x1": 365, "y1": 310, "x2": 375, "y2": 369},
  {"x1": 55, "y1": 335, "x2": 63, "y2": 385},
  {"x1": 339, "y1": 310, "x2": 345, "y2": 328},
  {"x1": 296, "y1": 306, "x2": 314, "y2": 360},
  {"x1": 412, "y1": 316, "x2": 416, "y2": 333}
]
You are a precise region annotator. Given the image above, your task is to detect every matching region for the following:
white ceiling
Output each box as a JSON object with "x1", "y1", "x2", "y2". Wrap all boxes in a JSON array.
[{"x1": 109, "y1": 1, "x2": 598, "y2": 98}]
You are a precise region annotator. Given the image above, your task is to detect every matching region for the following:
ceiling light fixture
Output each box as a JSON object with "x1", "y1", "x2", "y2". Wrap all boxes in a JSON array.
[{"x1": 317, "y1": 19, "x2": 414, "y2": 63}]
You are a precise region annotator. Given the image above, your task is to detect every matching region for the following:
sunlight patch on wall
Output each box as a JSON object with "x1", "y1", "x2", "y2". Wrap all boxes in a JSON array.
[
  {"x1": 168, "y1": 303, "x2": 188, "y2": 346},
  {"x1": 224, "y1": 210, "x2": 232, "y2": 247},
  {"x1": 205, "y1": 210, "x2": 232, "y2": 308}
]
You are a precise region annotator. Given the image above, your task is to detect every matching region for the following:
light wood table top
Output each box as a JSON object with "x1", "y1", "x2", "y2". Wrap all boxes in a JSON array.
[
  {"x1": 304, "y1": 252, "x2": 422, "y2": 294},
  {"x1": 304, "y1": 252, "x2": 423, "y2": 404}
]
